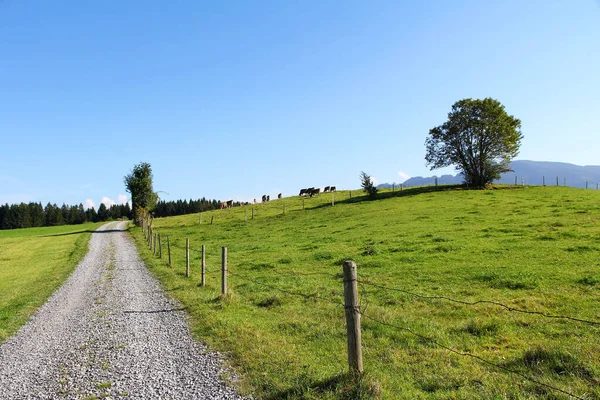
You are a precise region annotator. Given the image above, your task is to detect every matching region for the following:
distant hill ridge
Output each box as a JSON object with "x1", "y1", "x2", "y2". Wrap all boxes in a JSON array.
[{"x1": 379, "y1": 161, "x2": 600, "y2": 189}]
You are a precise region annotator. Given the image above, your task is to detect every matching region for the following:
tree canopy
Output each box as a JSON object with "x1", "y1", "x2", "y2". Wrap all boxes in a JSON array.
[
  {"x1": 360, "y1": 171, "x2": 378, "y2": 197},
  {"x1": 124, "y1": 162, "x2": 158, "y2": 225},
  {"x1": 0, "y1": 201, "x2": 131, "y2": 230},
  {"x1": 425, "y1": 98, "x2": 522, "y2": 187}
]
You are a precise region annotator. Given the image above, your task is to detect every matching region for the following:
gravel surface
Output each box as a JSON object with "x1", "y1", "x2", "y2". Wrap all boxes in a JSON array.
[{"x1": 0, "y1": 221, "x2": 249, "y2": 399}]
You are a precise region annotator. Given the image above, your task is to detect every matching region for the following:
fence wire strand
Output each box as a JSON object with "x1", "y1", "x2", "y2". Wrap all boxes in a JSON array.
[
  {"x1": 228, "y1": 270, "x2": 343, "y2": 307},
  {"x1": 143, "y1": 230, "x2": 593, "y2": 398},
  {"x1": 358, "y1": 279, "x2": 600, "y2": 326},
  {"x1": 359, "y1": 311, "x2": 586, "y2": 400},
  {"x1": 263, "y1": 268, "x2": 340, "y2": 279}
]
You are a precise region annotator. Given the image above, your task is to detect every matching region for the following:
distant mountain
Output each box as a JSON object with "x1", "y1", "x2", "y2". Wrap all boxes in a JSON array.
[{"x1": 378, "y1": 161, "x2": 600, "y2": 189}]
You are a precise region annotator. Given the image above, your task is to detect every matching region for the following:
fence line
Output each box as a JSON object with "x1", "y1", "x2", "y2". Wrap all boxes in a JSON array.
[
  {"x1": 140, "y1": 226, "x2": 592, "y2": 399},
  {"x1": 359, "y1": 312, "x2": 586, "y2": 400},
  {"x1": 144, "y1": 183, "x2": 599, "y2": 235},
  {"x1": 357, "y1": 279, "x2": 600, "y2": 326}
]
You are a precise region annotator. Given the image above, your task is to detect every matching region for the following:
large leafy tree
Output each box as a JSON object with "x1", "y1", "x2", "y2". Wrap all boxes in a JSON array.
[
  {"x1": 425, "y1": 98, "x2": 522, "y2": 187},
  {"x1": 124, "y1": 162, "x2": 158, "y2": 225}
]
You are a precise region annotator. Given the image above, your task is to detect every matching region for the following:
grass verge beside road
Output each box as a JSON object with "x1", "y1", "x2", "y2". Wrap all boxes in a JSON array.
[
  {"x1": 0, "y1": 222, "x2": 104, "y2": 343},
  {"x1": 132, "y1": 186, "x2": 600, "y2": 399}
]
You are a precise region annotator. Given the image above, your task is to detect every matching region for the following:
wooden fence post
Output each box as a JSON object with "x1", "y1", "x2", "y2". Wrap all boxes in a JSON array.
[
  {"x1": 211, "y1": 216, "x2": 214, "y2": 225},
  {"x1": 515, "y1": 176, "x2": 517, "y2": 185},
  {"x1": 586, "y1": 181, "x2": 588, "y2": 189},
  {"x1": 343, "y1": 260, "x2": 363, "y2": 375},
  {"x1": 349, "y1": 191, "x2": 352, "y2": 199},
  {"x1": 153, "y1": 233, "x2": 157, "y2": 254},
  {"x1": 521, "y1": 177, "x2": 524, "y2": 186},
  {"x1": 392, "y1": 183, "x2": 395, "y2": 192},
  {"x1": 556, "y1": 176, "x2": 559, "y2": 186},
  {"x1": 564, "y1": 178, "x2": 566, "y2": 187},
  {"x1": 543, "y1": 176, "x2": 545, "y2": 186},
  {"x1": 158, "y1": 233, "x2": 162, "y2": 258},
  {"x1": 167, "y1": 236, "x2": 171, "y2": 267},
  {"x1": 435, "y1": 177, "x2": 438, "y2": 187},
  {"x1": 200, "y1": 212, "x2": 202, "y2": 224},
  {"x1": 201, "y1": 244, "x2": 206, "y2": 287},
  {"x1": 244, "y1": 208, "x2": 247, "y2": 221},
  {"x1": 186, "y1": 238, "x2": 190, "y2": 277},
  {"x1": 221, "y1": 247, "x2": 228, "y2": 295},
  {"x1": 401, "y1": 184, "x2": 403, "y2": 191}
]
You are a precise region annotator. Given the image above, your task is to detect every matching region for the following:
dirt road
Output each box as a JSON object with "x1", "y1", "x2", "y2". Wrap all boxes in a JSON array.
[{"x1": 0, "y1": 221, "x2": 246, "y2": 399}]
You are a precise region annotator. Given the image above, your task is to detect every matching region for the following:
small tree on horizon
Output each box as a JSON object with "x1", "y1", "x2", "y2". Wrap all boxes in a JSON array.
[
  {"x1": 124, "y1": 162, "x2": 158, "y2": 226},
  {"x1": 360, "y1": 171, "x2": 378, "y2": 197},
  {"x1": 425, "y1": 98, "x2": 522, "y2": 187}
]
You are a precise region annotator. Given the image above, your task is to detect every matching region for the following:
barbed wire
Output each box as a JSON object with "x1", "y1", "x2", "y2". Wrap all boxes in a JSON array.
[
  {"x1": 155, "y1": 236, "x2": 599, "y2": 326},
  {"x1": 357, "y1": 279, "x2": 600, "y2": 327},
  {"x1": 146, "y1": 231, "x2": 591, "y2": 398},
  {"x1": 359, "y1": 312, "x2": 586, "y2": 400},
  {"x1": 262, "y1": 268, "x2": 340, "y2": 279},
  {"x1": 228, "y1": 270, "x2": 343, "y2": 307}
]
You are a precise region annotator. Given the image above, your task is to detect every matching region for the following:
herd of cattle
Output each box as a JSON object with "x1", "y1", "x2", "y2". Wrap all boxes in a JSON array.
[
  {"x1": 219, "y1": 199, "x2": 235, "y2": 209},
  {"x1": 220, "y1": 186, "x2": 337, "y2": 208},
  {"x1": 299, "y1": 186, "x2": 336, "y2": 197}
]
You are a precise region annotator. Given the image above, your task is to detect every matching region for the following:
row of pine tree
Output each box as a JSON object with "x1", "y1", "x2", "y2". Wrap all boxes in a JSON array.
[
  {"x1": 0, "y1": 202, "x2": 132, "y2": 230},
  {"x1": 0, "y1": 197, "x2": 227, "y2": 230}
]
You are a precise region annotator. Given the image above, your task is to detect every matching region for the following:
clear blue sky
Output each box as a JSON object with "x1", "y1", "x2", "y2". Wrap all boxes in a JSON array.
[{"x1": 1, "y1": 1, "x2": 599, "y2": 208}]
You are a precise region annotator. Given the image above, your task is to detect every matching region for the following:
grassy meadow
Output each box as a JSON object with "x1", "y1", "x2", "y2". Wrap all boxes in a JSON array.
[
  {"x1": 0, "y1": 222, "x2": 104, "y2": 342},
  {"x1": 131, "y1": 186, "x2": 600, "y2": 399}
]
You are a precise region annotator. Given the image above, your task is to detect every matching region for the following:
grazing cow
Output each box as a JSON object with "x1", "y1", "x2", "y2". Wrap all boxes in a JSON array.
[
  {"x1": 330, "y1": 186, "x2": 336, "y2": 192},
  {"x1": 309, "y1": 188, "x2": 321, "y2": 197},
  {"x1": 262, "y1": 195, "x2": 267, "y2": 203},
  {"x1": 267, "y1": 195, "x2": 270, "y2": 202},
  {"x1": 299, "y1": 188, "x2": 307, "y2": 196},
  {"x1": 278, "y1": 193, "x2": 282, "y2": 199},
  {"x1": 219, "y1": 201, "x2": 227, "y2": 209},
  {"x1": 226, "y1": 200, "x2": 234, "y2": 208},
  {"x1": 324, "y1": 186, "x2": 330, "y2": 192}
]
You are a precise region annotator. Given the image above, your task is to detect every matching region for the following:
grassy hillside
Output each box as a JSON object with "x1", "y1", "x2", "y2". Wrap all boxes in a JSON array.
[
  {"x1": 0, "y1": 222, "x2": 104, "y2": 342},
  {"x1": 131, "y1": 186, "x2": 600, "y2": 399}
]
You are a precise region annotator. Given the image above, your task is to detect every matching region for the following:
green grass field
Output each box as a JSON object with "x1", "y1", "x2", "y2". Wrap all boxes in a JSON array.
[
  {"x1": 0, "y1": 222, "x2": 104, "y2": 343},
  {"x1": 131, "y1": 186, "x2": 600, "y2": 399}
]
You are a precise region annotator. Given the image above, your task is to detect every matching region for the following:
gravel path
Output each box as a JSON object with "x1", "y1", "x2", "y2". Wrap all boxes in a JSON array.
[{"x1": 0, "y1": 221, "x2": 248, "y2": 399}]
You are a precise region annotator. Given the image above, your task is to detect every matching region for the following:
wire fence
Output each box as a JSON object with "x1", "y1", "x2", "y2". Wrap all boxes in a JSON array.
[
  {"x1": 405, "y1": 175, "x2": 600, "y2": 191},
  {"x1": 140, "y1": 221, "x2": 596, "y2": 399}
]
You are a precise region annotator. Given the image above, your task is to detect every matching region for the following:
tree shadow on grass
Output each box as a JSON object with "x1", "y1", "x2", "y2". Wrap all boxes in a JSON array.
[
  {"x1": 264, "y1": 374, "x2": 344, "y2": 400},
  {"x1": 307, "y1": 184, "x2": 467, "y2": 211},
  {"x1": 264, "y1": 372, "x2": 377, "y2": 400}
]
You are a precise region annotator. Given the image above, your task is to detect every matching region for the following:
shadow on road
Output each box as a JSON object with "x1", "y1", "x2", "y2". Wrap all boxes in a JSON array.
[{"x1": 123, "y1": 308, "x2": 187, "y2": 314}]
